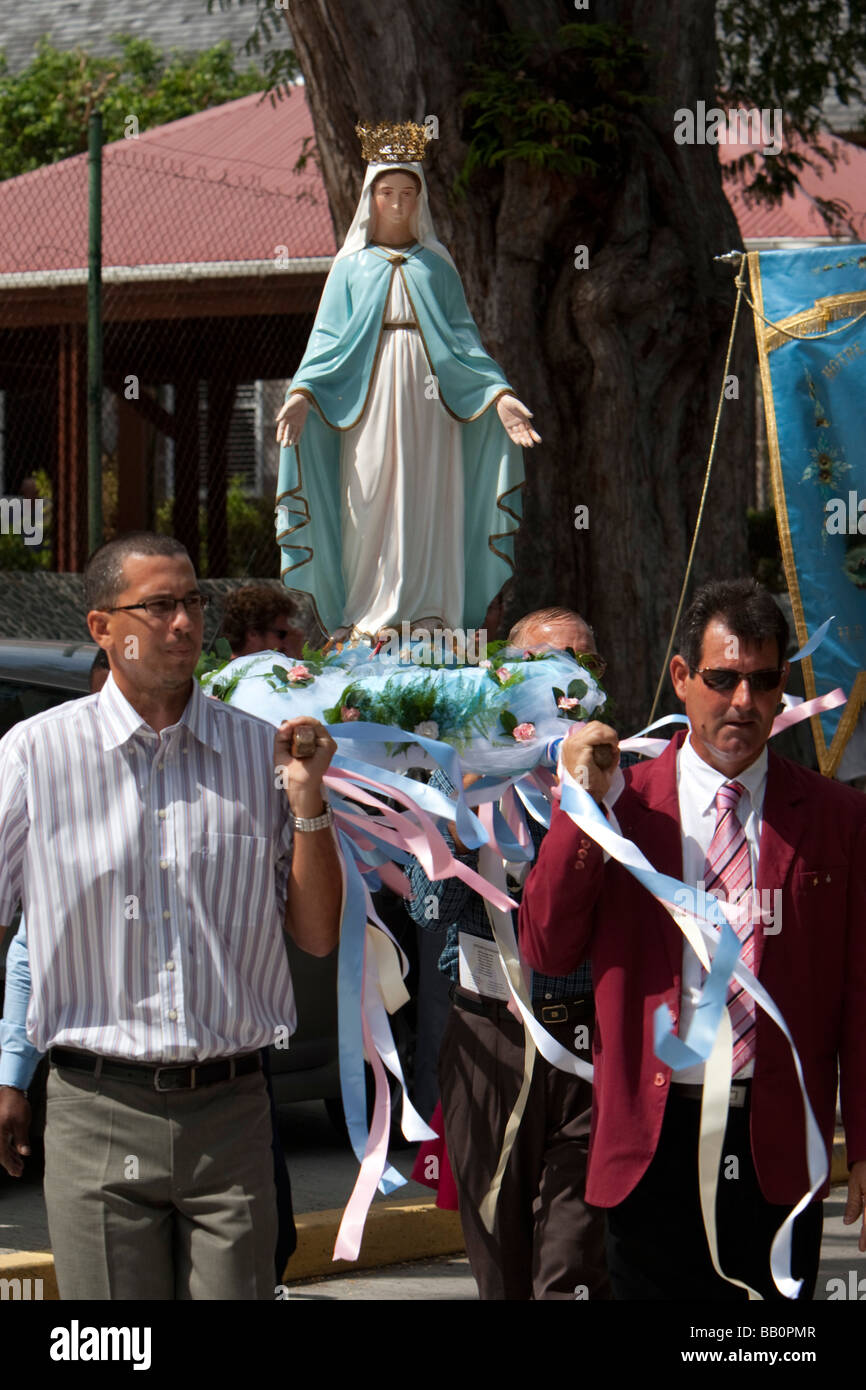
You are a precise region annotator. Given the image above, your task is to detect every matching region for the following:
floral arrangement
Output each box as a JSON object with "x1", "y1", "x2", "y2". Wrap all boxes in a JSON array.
[
  {"x1": 321, "y1": 673, "x2": 511, "y2": 750},
  {"x1": 199, "y1": 638, "x2": 608, "y2": 757}
]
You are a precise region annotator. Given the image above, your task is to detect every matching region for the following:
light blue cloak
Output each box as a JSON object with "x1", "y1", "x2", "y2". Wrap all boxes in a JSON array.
[{"x1": 275, "y1": 243, "x2": 524, "y2": 637}]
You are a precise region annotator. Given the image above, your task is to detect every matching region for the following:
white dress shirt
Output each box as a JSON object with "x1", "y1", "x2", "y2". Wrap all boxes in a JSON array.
[
  {"x1": 0, "y1": 674, "x2": 296, "y2": 1062},
  {"x1": 675, "y1": 734, "x2": 768, "y2": 1084}
]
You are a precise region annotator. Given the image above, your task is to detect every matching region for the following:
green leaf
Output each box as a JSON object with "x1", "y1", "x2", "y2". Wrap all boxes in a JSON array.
[
  {"x1": 567, "y1": 679, "x2": 588, "y2": 700},
  {"x1": 500, "y1": 709, "x2": 518, "y2": 734}
]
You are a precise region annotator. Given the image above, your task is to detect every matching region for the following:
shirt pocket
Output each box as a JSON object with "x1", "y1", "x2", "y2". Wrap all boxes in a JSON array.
[
  {"x1": 192, "y1": 831, "x2": 275, "y2": 933},
  {"x1": 788, "y1": 866, "x2": 848, "y2": 935}
]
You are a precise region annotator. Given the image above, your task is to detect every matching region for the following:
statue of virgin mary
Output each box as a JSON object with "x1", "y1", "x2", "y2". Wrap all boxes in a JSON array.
[{"x1": 275, "y1": 122, "x2": 539, "y2": 643}]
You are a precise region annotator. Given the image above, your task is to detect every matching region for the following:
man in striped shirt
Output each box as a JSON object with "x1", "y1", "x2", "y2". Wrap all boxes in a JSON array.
[{"x1": 0, "y1": 532, "x2": 341, "y2": 1300}]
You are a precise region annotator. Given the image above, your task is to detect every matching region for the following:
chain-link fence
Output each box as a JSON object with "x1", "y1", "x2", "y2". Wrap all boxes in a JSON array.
[{"x1": 0, "y1": 88, "x2": 331, "y2": 583}]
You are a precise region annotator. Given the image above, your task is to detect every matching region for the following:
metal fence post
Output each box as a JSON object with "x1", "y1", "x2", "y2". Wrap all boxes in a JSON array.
[{"x1": 87, "y1": 110, "x2": 103, "y2": 555}]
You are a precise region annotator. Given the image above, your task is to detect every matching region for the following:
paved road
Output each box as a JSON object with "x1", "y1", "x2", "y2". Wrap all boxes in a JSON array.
[{"x1": 281, "y1": 1193, "x2": 865, "y2": 1300}]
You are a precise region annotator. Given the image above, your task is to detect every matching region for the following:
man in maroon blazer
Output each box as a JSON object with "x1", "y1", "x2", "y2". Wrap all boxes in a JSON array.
[{"x1": 519, "y1": 578, "x2": 866, "y2": 1300}]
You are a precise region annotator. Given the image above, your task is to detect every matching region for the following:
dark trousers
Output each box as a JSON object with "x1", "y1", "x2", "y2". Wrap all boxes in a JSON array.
[
  {"x1": 606, "y1": 1088, "x2": 823, "y2": 1300},
  {"x1": 438, "y1": 992, "x2": 610, "y2": 1301}
]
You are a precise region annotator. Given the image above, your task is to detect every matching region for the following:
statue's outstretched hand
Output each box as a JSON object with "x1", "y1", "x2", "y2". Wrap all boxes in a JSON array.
[
  {"x1": 276, "y1": 393, "x2": 311, "y2": 448},
  {"x1": 497, "y1": 394, "x2": 541, "y2": 448}
]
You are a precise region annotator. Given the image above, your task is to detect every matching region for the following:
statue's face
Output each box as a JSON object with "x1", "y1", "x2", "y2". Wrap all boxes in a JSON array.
[{"x1": 371, "y1": 172, "x2": 419, "y2": 239}]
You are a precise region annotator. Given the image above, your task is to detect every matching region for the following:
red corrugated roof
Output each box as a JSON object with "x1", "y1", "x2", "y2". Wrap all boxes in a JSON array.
[
  {"x1": 720, "y1": 134, "x2": 866, "y2": 240},
  {"x1": 0, "y1": 86, "x2": 336, "y2": 274},
  {"x1": 1, "y1": 98, "x2": 863, "y2": 278}
]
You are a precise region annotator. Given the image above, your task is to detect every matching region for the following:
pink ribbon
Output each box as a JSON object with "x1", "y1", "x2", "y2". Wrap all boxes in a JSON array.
[{"x1": 770, "y1": 688, "x2": 846, "y2": 735}]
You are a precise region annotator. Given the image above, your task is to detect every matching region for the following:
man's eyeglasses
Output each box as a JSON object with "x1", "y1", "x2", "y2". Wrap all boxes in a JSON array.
[
  {"x1": 692, "y1": 666, "x2": 784, "y2": 694},
  {"x1": 105, "y1": 594, "x2": 210, "y2": 620}
]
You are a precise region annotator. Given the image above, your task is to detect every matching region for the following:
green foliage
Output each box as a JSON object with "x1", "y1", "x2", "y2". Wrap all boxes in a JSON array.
[
  {"x1": 206, "y1": 0, "x2": 300, "y2": 97},
  {"x1": 450, "y1": 5, "x2": 866, "y2": 228},
  {"x1": 717, "y1": 0, "x2": 866, "y2": 231},
  {"x1": 484, "y1": 662, "x2": 525, "y2": 692},
  {"x1": 195, "y1": 636, "x2": 234, "y2": 684},
  {"x1": 747, "y1": 506, "x2": 786, "y2": 592},
  {"x1": 322, "y1": 673, "x2": 508, "y2": 749},
  {"x1": 204, "y1": 656, "x2": 256, "y2": 703},
  {"x1": 0, "y1": 530, "x2": 51, "y2": 571},
  {"x1": 156, "y1": 476, "x2": 279, "y2": 579},
  {"x1": 0, "y1": 469, "x2": 52, "y2": 571},
  {"x1": 455, "y1": 24, "x2": 656, "y2": 195},
  {"x1": 0, "y1": 35, "x2": 267, "y2": 180},
  {"x1": 299, "y1": 642, "x2": 330, "y2": 674}
]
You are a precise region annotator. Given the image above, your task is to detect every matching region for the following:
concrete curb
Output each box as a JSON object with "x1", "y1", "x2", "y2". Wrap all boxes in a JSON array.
[
  {"x1": 0, "y1": 1251, "x2": 58, "y2": 1300},
  {"x1": 279, "y1": 1196, "x2": 464, "y2": 1284}
]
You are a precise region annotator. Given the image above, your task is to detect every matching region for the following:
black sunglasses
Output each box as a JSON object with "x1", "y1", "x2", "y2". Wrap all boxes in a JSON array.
[{"x1": 692, "y1": 667, "x2": 784, "y2": 694}]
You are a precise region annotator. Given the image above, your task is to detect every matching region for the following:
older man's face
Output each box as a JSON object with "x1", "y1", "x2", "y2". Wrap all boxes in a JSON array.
[{"x1": 520, "y1": 618, "x2": 594, "y2": 657}]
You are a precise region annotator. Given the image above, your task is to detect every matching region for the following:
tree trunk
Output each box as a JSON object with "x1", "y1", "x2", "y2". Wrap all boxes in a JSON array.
[{"x1": 287, "y1": 0, "x2": 752, "y2": 732}]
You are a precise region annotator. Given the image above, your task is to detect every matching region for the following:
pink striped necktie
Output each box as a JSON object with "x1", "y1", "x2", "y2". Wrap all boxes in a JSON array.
[{"x1": 704, "y1": 780, "x2": 756, "y2": 1075}]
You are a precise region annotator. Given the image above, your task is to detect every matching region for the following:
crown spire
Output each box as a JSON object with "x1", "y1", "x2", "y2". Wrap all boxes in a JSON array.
[{"x1": 355, "y1": 121, "x2": 429, "y2": 164}]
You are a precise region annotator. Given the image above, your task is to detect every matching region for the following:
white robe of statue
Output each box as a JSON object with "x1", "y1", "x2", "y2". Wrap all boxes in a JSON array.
[{"x1": 340, "y1": 268, "x2": 464, "y2": 637}]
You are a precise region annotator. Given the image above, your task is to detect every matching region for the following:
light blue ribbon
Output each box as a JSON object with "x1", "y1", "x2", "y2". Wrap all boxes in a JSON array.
[
  {"x1": 335, "y1": 827, "x2": 405, "y2": 1194},
  {"x1": 654, "y1": 922, "x2": 742, "y2": 1070},
  {"x1": 789, "y1": 615, "x2": 833, "y2": 663}
]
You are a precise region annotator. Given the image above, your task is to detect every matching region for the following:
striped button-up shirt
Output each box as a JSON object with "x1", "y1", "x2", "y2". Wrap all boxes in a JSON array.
[{"x1": 0, "y1": 674, "x2": 295, "y2": 1062}]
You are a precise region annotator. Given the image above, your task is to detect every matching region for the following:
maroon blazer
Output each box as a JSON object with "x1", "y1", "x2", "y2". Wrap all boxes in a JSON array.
[{"x1": 519, "y1": 733, "x2": 866, "y2": 1207}]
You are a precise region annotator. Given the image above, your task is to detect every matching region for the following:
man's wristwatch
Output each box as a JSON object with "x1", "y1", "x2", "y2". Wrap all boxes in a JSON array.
[{"x1": 290, "y1": 803, "x2": 334, "y2": 833}]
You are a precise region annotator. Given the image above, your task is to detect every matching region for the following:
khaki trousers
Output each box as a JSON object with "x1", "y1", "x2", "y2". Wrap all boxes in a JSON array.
[{"x1": 43, "y1": 1062, "x2": 278, "y2": 1300}]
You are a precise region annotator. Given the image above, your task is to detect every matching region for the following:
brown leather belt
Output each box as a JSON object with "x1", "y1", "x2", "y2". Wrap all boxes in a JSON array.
[
  {"x1": 49, "y1": 1047, "x2": 262, "y2": 1092},
  {"x1": 450, "y1": 984, "x2": 592, "y2": 1025}
]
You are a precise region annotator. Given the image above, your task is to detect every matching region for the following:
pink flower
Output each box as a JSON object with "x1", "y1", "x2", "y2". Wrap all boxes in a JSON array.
[
  {"x1": 495, "y1": 666, "x2": 511, "y2": 683},
  {"x1": 287, "y1": 664, "x2": 311, "y2": 682},
  {"x1": 558, "y1": 695, "x2": 580, "y2": 710},
  {"x1": 340, "y1": 705, "x2": 360, "y2": 721},
  {"x1": 479, "y1": 659, "x2": 492, "y2": 669},
  {"x1": 512, "y1": 722, "x2": 536, "y2": 742}
]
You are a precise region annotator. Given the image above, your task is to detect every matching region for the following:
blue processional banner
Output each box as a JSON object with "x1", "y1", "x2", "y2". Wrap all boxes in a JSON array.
[{"x1": 748, "y1": 244, "x2": 866, "y2": 774}]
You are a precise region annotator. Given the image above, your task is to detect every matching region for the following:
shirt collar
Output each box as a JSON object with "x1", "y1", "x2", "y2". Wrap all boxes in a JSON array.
[
  {"x1": 680, "y1": 732, "x2": 768, "y2": 818},
  {"x1": 98, "y1": 673, "x2": 222, "y2": 754}
]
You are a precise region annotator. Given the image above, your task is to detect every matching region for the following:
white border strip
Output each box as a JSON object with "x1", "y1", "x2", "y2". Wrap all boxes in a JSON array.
[{"x1": 0, "y1": 257, "x2": 333, "y2": 290}]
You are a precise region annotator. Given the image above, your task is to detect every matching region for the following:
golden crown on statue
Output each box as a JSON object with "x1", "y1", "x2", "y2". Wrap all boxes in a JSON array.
[{"x1": 355, "y1": 121, "x2": 429, "y2": 163}]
